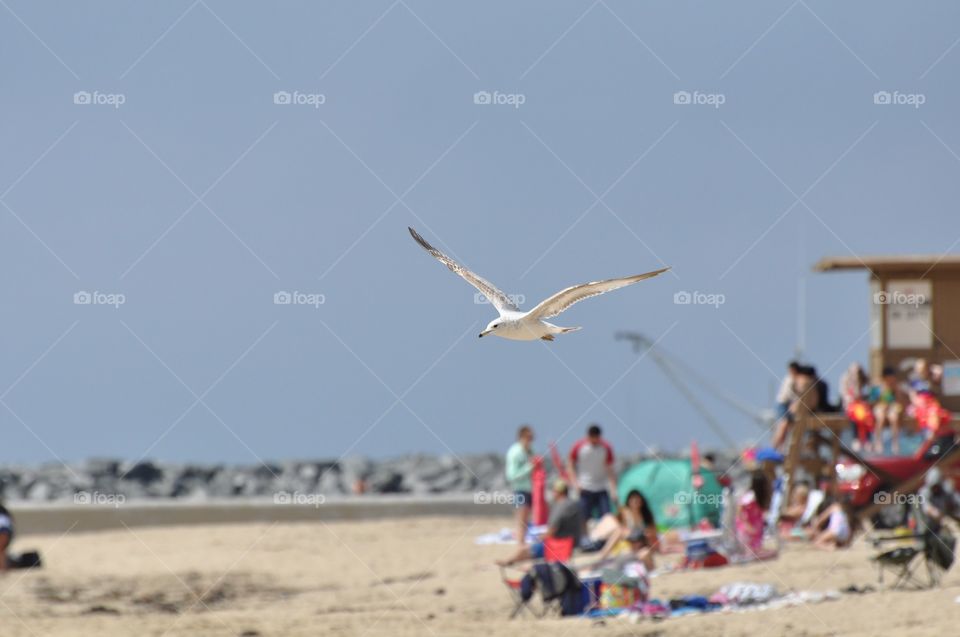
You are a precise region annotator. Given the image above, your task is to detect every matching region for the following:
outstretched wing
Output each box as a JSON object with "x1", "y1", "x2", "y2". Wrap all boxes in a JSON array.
[
  {"x1": 408, "y1": 227, "x2": 519, "y2": 313},
  {"x1": 525, "y1": 267, "x2": 670, "y2": 320}
]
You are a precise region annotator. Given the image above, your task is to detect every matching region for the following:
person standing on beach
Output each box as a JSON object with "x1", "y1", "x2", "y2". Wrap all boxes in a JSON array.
[
  {"x1": 567, "y1": 424, "x2": 617, "y2": 521},
  {"x1": 505, "y1": 425, "x2": 536, "y2": 545},
  {"x1": 0, "y1": 503, "x2": 13, "y2": 572}
]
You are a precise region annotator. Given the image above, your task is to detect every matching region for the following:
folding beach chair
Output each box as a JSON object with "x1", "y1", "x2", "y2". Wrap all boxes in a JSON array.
[
  {"x1": 500, "y1": 536, "x2": 584, "y2": 619},
  {"x1": 871, "y1": 530, "x2": 955, "y2": 590}
]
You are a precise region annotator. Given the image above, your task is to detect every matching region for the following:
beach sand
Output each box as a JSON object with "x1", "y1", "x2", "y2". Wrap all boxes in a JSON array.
[{"x1": 2, "y1": 515, "x2": 958, "y2": 636}]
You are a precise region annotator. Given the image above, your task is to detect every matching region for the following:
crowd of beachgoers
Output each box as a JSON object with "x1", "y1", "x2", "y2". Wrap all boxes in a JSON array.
[{"x1": 490, "y1": 359, "x2": 959, "y2": 618}]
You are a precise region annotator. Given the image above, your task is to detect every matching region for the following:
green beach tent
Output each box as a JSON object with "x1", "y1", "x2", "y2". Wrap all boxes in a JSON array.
[{"x1": 617, "y1": 458, "x2": 723, "y2": 530}]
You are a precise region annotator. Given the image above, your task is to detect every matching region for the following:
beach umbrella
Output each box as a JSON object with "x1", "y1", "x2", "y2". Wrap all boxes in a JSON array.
[
  {"x1": 549, "y1": 442, "x2": 569, "y2": 481},
  {"x1": 531, "y1": 456, "x2": 548, "y2": 525},
  {"x1": 691, "y1": 440, "x2": 704, "y2": 490},
  {"x1": 618, "y1": 458, "x2": 723, "y2": 530}
]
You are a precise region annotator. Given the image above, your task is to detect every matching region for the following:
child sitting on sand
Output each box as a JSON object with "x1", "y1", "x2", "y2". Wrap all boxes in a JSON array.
[
  {"x1": 809, "y1": 501, "x2": 854, "y2": 550},
  {"x1": 778, "y1": 483, "x2": 810, "y2": 538}
]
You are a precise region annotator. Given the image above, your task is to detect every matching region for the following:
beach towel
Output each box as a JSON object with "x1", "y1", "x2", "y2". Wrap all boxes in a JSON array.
[{"x1": 474, "y1": 525, "x2": 547, "y2": 545}]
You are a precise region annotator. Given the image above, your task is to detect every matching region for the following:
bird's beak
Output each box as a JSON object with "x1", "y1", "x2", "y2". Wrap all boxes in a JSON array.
[{"x1": 479, "y1": 329, "x2": 491, "y2": 338}]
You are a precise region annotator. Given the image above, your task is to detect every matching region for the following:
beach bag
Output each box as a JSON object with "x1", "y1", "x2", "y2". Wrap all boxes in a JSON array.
[
  {"x1": 8, "y1": 550, "x2": 42, "y2": 569},
  {"x1": 522, "y1": 562, "x2": 575, "y2": 603},
  {"x1": 926, "y1": 531, "x2": 955, "y2": 571},
  {"x1": 559, "y1": 583, "x2": 586, "y2": 616},
  {"x1": 599, "y1": 564, "x2": 649, "y2": 608},
  {"x1": 599, "y1": 583, "x2": 641, "y2": 609}
]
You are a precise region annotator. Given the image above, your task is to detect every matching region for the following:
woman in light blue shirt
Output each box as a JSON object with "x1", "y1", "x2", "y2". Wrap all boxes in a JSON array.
[
  {"x1": 0, "y1": 503, "x2": 13, "y2": 572},
  {"x1": 505, "y1": 425, "x2": 535, "y2": 545}
]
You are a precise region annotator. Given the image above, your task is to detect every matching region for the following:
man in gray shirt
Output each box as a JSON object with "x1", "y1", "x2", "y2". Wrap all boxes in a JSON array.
[
  {"x1": 496, "y1": 480, "x2": 583, "y2": 566},
  {"x1": 546, "y1": 484, "x2": 583, "y2": 545}
]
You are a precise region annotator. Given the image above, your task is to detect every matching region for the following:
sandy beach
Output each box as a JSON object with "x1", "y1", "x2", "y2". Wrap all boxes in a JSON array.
[{"x1": 2, "y1": 515, "x2": 957, "y2": 637}]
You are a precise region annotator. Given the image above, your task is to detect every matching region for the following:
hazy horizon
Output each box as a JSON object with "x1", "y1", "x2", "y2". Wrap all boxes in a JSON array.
[{"x1": 3, "y1": 1, "x2": 959, "y2": 467}]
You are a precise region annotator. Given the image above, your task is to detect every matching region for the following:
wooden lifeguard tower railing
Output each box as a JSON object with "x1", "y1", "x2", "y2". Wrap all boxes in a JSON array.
[
  {"x1": 780, "y1": 406, "x2": 960, "y2": 525},
  {"x1": 781, "y1": 409, "x2": 848, "y2": 500}
]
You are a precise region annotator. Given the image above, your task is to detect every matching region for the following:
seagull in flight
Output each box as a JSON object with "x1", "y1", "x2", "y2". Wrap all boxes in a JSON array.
[{"x1": 408, "y1": 227, "x2": 669, "y2": 341}]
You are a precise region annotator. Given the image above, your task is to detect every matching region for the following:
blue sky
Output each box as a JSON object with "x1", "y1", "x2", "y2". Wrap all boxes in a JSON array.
[{"x1": 2, "y1": 1, "x2": 958, "y2": 464}]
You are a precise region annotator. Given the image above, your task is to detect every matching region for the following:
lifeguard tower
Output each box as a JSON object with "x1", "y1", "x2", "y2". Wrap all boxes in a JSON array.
[
  {"x1": 778, "y1": 256, "x2": 960, "y2": 519},
  {"x1": 814, "y1": 255, "x2": 960, "y2": 411}
]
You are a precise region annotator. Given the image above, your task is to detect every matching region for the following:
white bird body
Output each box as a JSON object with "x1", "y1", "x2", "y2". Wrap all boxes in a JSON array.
[
  {"x1": 408, "y1": 227, "x2": 669, "y2": 342},
  {"x1": 481, "y1": 311, "x2": 578, "y2": 342}
]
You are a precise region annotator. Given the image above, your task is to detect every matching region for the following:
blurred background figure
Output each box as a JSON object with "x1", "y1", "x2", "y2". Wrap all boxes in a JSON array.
[
  {"x1": 0, "y1": 502, "x2": 12, "y2": 572},
  {"x1": 735, "y1": 469, "x2": 772, "y2": 555},
  {"x1": 839, "y1": 362, "x2": 869, "y2": 411},
  {"x1": 918, "y1": 468, "x2": 960, "y2": 535},
  {"x1": 568, "y1": 424, "x2": 617, "y2": 522},
  {"x1": 869, "y1": 367, "x2": 908, "y2": 454},
  {"x1": 772, "y1": 362, "x2": 801, "y2": 446},
  {"x1": 505, "y1": 424, "x2": 536, "y2": 545}
]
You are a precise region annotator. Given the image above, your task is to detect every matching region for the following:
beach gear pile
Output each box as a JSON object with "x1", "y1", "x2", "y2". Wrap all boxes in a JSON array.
[{"x1": 587, "y1": 580, "x2": 841, "y2": 621}]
